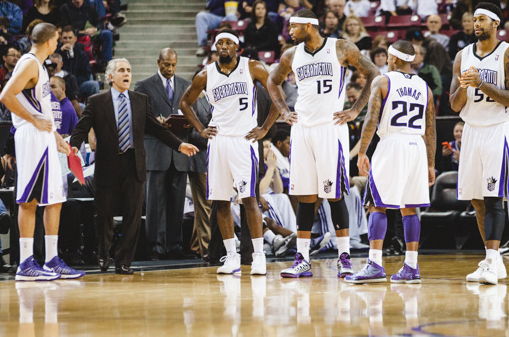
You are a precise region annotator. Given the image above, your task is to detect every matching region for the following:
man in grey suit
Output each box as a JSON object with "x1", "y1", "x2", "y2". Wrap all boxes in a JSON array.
[{"x1": 134, "y1": 48, "x2": 193, "y2": 259}]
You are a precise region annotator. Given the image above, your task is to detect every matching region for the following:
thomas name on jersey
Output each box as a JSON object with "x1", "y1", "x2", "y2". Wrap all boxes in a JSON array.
[
  {"x1": 211, "y1": 82, "x2": 248, "y2": 102},
  {"x1": 295, "y1": 62, "x2": 333, "y2": 81},
  {"x1": 395, "y1": 87, "x2": 422, "y2": 100}
]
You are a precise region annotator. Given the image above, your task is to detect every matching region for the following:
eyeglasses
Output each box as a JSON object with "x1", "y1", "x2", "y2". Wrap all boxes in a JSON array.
[{"x1": 6, "y1": 54, "x2": 20, "y2": 58}]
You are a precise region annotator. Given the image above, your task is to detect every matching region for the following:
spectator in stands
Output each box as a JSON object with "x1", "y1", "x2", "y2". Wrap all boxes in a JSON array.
[
  {"x1": 449, "y1": 0, "x2": 477, "y2": 30},
  {"x1": 195, "y1": 0, "x2": 239, "y2": 57},
  {"x1": 49, "y1": 76, "x2": 78, "y2": 136},
  {"x1": 320, "y1": 9, "x2": 341, "y2": 37},
  {"x1": 0, "y1": 0, "x2": 22, "y2": 34},
  {"x1": 377, "y1": 0, "x2": 413, "y2": 17},
  {"x1": 279, "y1": 0, "x2": 305, "y2": 42},
  {"x1": 271, "y1": 129, "x2": 290, "y2": 192},
  {"x1": 282, "y1": 71, "x2": 298, "y2": 111},
  {"x1": 344, "y1": 0, "x2": 371, "y2": 17},
  {"x1": 341, "y1": 14, "x2": 372, "y2": 55},
  {"x1": 239, "y1": 0, "x2": 283, "y2": 21},
  {"x1": 411, "y1": 43, "x2": 442, "y2": 101},
  {"x1": 0, "y1": 18, "x2": 13, "y2": 55},
  {"x1": 49, "y1": 52, "x2": 83, "y2": 117},
  {"x1": 17, "y1": 18, "x2": 44, "y2": 54},
  {"x1": 0, "y1": 45, "x2": 20, "y2": 89},
  {"x1": 343, "y1": 82, "x2": 367, "y2": 122},
  {"x1": 350, "y1": 69, "x2": 366, "y2": 88},
  {"x1": 22, "y1": 0, "x2": 60, "y2": 34},
  {"x1": 370, "y1": 47, "x2": 388, "y2": 74},
  {"x1": 244, "y1": 0, "x2": 279, "y2": 56},
  {"x1": 57, "y1": 26, "x2": 99, "y2": 101},
  {"x1": 442, "y1": 121, "x2": 463, "y2": 172},
  {"x1": 325, "y1": 0, "x2": 346, "y2": 30},
  {"x1": 414, "y1": 0, "x2": 438, "y2": 20},
  {"x1": 426, "y1": 14, "x2": 450, "y2": 51},
  {"x1": 371, "y1": 34, "x2": 389, "y2": 50},
  {"x1": 448, "y1": 12, "x2": 476, "y2": 60},
  {"x1": 59, "y1": 0, "x2": 113, "y2": 65}
]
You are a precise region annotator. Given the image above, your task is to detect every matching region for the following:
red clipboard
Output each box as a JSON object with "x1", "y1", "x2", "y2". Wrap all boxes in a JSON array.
[{"x1": 67, "y1": 143, "x2": 85, "y2": 185}]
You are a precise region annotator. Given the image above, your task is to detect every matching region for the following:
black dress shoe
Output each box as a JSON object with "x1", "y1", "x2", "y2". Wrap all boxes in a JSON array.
[
  {"x1": 115, "y1": 265, "x2": 134, "y2": 275},
  {"x1": 167, "y1": 246, "x2": 187, "y2": 260},
  {"x1": 98, "y1": 257, "x2": 110, "y2": 272}
]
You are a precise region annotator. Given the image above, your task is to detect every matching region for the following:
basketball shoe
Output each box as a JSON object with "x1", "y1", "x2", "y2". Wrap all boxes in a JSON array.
[
  {"x1": 310, "y1": 232, "x2": 331, "y2": 256},
  {"x1": 479, "y1": 261, "x2": 498, "y2": 285},
  {"x1": 280, "y1": 253, "x2": 312, "y2": 278},
  {"x1": 466, "y1": 255, "x2": 506, "y2": 282},
  {"x1": 337, "y1": 252, "x2": 355, "y2": 278},
  {"x1": 217, "y1": 252, "x2": 241, "y2": 275},
  {"x1": 16, "y1": 256, "x2": 60, "y2": 281},
  {"x1": 44, "y1": 257, "x2": 86, "y2": 279},
  {"x1": 345, "y1": 259, "x2": 386, "y2": 284},
  {"x1": 273, "y1": 233, "x2": 297, "y2": 257},
  {"x1": 390, "y1": 263, "x2": 421, "y2": 283},
  {"x1": 251, "y1": 253, "x2": 267, "y2": 275}
]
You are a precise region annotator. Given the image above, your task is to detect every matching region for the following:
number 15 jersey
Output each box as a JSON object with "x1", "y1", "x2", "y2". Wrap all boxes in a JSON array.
[
  {"x1": 377, "y1": 71, "x2": 429, "y2": 138},
  {"x1": 292, "y1": 38, "x2": 346, "y2": 127},
  {"x1": 460, "y1": 41, "x2": 509, "y2": 126}
]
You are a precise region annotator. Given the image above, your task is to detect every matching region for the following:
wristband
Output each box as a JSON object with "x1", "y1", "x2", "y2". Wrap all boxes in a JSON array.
[{"x1": 477, "y1": 79, "x2": 484, "y2": 89}]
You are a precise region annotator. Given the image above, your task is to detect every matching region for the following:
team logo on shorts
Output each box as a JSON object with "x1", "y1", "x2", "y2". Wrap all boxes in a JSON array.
[
  {"x1": 323, "y1": 179, "x2": 333, "y2": 193},
  {"x1": 239, "y1": 180, "x2": 247, "y2": 193},
  {"x1": 487, "y1": 176, "x2": 497, "y2": 192}
]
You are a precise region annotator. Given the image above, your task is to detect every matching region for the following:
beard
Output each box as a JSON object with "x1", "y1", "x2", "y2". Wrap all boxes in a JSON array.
[
  {"x1": 476, "y1": 30, "x2": 491, "y2": 41},
  {"x1": 219, "y1": 55, "x2": 233, "y2": 64}
]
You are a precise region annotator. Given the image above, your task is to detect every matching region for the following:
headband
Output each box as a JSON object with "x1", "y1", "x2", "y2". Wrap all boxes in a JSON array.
[
  {"x1": 388, "y1": 45, "x2": 415, "y2": 62},
  {"x1": 289, "y1": 17, "x2": 319, "y2": 25},
  {"x1": 215, "y1": 32, "x2": 239, "y2": 45},
  {"x1": 474, "y1": 8, "x2": 500, "y2": 22}
]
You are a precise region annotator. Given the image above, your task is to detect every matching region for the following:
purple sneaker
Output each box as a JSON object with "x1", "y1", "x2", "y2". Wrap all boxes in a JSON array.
[
  {"x1": 337, "y1": 252, "x2": 355, "y2": 278},
  {"x1": 280, "y1": 253, "x2": 312, "y2": 278},
  {"x1": 15, "y1": 256, "x2": 61, "y2": 281},
  {"x1": 344, "y1": 259, "x2": 386, "y2": 284},
  {"x1": 44, "y1": 256, "x2": 86, "y2": 279},
  {"x1": 390, "y1": 263, "x2": 421, "y2": 284}
]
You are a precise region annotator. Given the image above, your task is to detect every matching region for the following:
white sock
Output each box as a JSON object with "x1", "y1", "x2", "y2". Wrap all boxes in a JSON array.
[
  {"x1": 252, "y1": 237, "x2": 264, "y2": 253},
  {"x1": 486, "y1": 249, "x2": 499, "y2": 266},
  {"x1": 336, "y1": 236, "x2": 350, "y2": 256},
  {"x1": 223, "y1": 238, "x2": 236, "y2": 254},
  {"x1": 19, "y1": 238, "x2": 34, "y2": 263},
  {"x1": 297, "y1": 238, "x2": 311, "y2": 261},
  {"x1": 369, "y1": 249, "x2": 383, "y2": 266},
  {"x1": 44, "y1": 235, "x2": 59, "y2": 263},
  {"x1": 263, "y1": 230, "x2": 276, "y2": 245},
  {"x1": 405, "y1": 250, "x2": 418, "y2": 269}
]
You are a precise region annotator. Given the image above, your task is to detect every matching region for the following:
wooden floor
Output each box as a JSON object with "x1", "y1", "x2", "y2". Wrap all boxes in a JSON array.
[{"x1": 0, "y1": 253, "x2": 508, "y2": 337}]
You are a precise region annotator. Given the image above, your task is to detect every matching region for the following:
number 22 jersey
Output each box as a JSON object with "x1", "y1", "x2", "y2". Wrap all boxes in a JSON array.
[
  {"x1": 292, "y1": 37, "x2": 347, "y2": 127},
  {"x1": 377, "y1": 71, "x2": 429, "y2": 138},
  {"x1": 460, "y1": 41, "x2": 509, "y2": 126}
]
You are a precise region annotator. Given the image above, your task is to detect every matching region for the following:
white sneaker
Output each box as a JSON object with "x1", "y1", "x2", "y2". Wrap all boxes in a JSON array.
[
  {"x1": 273, "y1": 233, "x2": 297, "y2": 257},
  {"x1": 251, "y1": 253, "x2": 267, "y2": 275},
  {"x1": 217, "y1": 252, "x2": 241, "y2": 275},
  {"x1": 468, "y1": 258, "x2": 507, "y2": 282},
  {"x1": 479, "y1": 262, "x2": 498, "y2": 285}
]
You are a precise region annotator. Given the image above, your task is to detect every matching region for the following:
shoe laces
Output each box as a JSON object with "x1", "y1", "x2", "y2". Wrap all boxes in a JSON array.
[
  {"x1": 291, "y1": 253, "x2": 304, "y2": 268},
  {"x1": 339, "y1": 253, "x2": 352, "y2": 268},
  {"x1": 220, "y1": 253, "x2": 237, "y2": 266}
]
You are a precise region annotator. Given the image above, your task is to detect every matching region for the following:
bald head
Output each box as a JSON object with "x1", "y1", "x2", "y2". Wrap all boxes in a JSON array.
[
  {"x1": 426, "y1": 14, "x2": 442, "y2": 34},
  {"x1": 158, "y1": 48, "x2": 178, "y2": 79},
  {"x1": 329, "y1": 0, "x2": 345, "y2": 17}
]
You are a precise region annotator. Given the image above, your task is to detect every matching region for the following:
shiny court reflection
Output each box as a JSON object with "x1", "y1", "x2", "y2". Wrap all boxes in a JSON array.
[{"x1": 0, "y1": 254, "x2": 507, "y2": 337}]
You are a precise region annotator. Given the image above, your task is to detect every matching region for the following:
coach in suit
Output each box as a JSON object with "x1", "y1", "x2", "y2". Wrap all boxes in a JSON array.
[
  {"x1": 134, "y1": 48, "x2": 195, "y2": 259},
  {"x1": 70, "y1": 58, "x2": 198, "y2": 274}
]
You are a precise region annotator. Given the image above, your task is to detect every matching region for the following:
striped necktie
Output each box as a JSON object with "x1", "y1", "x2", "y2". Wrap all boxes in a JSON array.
[
  {"x1": 118, "y1": 93, "x2": 130, "y2": 153},
  {"x1": 166, "y1": 78, "x2": 173, "y2": 103}
]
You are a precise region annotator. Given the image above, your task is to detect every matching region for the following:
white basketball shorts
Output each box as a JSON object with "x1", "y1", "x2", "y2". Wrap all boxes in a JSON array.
[
  {"x1": 364, "y1": 134, "x2": 430, "y2": 209},
  {"x1": 458, "y1": 122, "x2": 509, "y2": 200},
  {"x1": 207, "y1": 135, "x2": 259, "y2": 201},
  {"x1": 15, "y1": 124, "x2": 65, "y2": 205},
  {"x1": 289, "y1": 122, "x2": 350, "y2": 199}
]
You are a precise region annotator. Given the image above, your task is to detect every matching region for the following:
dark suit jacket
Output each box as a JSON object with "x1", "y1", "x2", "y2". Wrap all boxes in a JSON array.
[
  {"x1": 70, "y1": 90, "x2": 182, "y2": 187},
  {"x1": 188, "y1": 96, "x2": 212, "y2": 174},
  {"x1": 134, "y1": 74, "x2": 191, "y2": 172}
]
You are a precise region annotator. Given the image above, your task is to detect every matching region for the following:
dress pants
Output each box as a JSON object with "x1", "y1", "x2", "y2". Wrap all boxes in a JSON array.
[
  {"x1": 95, "y1": 149, "x2": 143, "y2": 266},
  {"x1": 189, "y1": 172, "x2": 211, "y2": 256}
]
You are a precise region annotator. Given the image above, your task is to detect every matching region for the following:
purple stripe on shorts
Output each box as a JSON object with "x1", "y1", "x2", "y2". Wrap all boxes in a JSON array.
[
  {"x1": 335, "y1": 139, "x2": 350, "y2": 198},
  {"x1": 498, "y1": 138, "x2": 509, "y2": 198},
  {"x1": 378, "y1": 74, "x2": 391, "y2": 125},
  {"x1": 405, "y1": 203, "x2": 430, "y2": 208},
  {"x1": 368, "y1": 168, "x2": 400, "y2": 209},
  {"x1": 42, "y1": 154, "x2": 49, "y2": 204},
  {"x1": 250, "y1": 146, "x2": 258, "y2": 197},
  {"x1": 206, "y1": 144, "x2": 210, "y2": 199},
  {"x1": 252, "y1": 86, "x2": 257, "y2": 116},
  {"x1": 18, "y1": 147, "x2": 48, "y2": 203},
  {"x1": 338, "y1": 66, "x2": 345, "y2": 98}
]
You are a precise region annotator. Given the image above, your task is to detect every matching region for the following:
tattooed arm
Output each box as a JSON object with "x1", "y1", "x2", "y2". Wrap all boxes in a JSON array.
[
  {"x1": 334, "y1": 40, "x2": 380, "y2": 125},
  {"x1": 267, "y1": 47, "x2": 298, "y2": 125},
  {"x1": 424, "y1": 86, "x2": 437, "y2": 186},
  {"x1": 356, "y1": 75, "x2": 385, "y2": 176},
  {"x1": 460, "y1": 47, "x2": 509, "y2": 107},
  {"x1": 179, "y1": 69, "x2": 218, "y2": 139},
  {"x1": 449, "y1": 50, "x2": 468, "y2": 112}
]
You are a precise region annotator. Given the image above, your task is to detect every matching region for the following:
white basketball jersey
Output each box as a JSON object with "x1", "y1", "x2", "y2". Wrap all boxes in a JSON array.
[
  {"x1": 377, "y1": 71, "x2": 429, "y2": 137},
  {"x1": 206, "y1": 56, "x2": 257, "y2": 136},
  {"x1": 11, "y1": 53, "x2": 54, "y2": 129},
  {"x1": 460, "y1": 41, "x2": 509, "y2": 126},
  {"x1": 292, "y1": 38, "x2": 347, "y2": 127}
]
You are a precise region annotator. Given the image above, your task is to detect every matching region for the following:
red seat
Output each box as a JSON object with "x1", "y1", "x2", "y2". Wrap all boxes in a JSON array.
[
  {"x1": 258, "y1": 51, "x2": 275, "y2": 64},
  {"x1": 497, "y1": 29, "x2": 509, "y2": 42},
  {"x1": 370, "y1": 30, "x2": 402, "y2": 44},
  {"x1": 388, "y1": 14, "x2": 422, "y2": 29},
  {"x1": 368, "y1": 1, "x2": 380, "y2": 16},
  {"x1": 360, "y1": 16, "x2": 385, "y2": 30},
  {"x1": 439, "y1": 13, "x2": 450, "y2": 29}
]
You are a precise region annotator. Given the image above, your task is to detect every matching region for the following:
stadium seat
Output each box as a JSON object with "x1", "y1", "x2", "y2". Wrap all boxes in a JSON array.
[
  {"x1": 360, "y1": 16, "x2": 385, "y2": 30},
  {"x1": 387, "y1": 14, "x2": 421, "y2": 29},
  {"x1": 439, "y1": 13, "x2": 451, "y2": 30},
  {"x1": 370, "y1": 30, "x2": 401, "y2": 44},
  {"x1": 258, "y1": 51, "x2": 276, "y2": 65},
  {"x1": 368, "y1": 1, "x2": 380, "y2": 16},
  {"x1": 497, "y1": 29, "x2": 509, "y2": 42}
]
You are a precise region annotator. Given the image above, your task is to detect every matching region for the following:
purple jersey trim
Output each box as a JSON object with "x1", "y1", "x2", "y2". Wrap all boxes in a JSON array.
[
  {"x1": 378, "y1": 74, "x2": 391, "y2": 125},
  {"x1": 18, "y1": 147, "x2": 48, "y2": 203},
  {"x1": 206, "y1": 144, "x2": 210, "y2": 199},
  {"x1": 367, "y1": 168, "x2": 400, "y2": 208},
  {"x1": 498, "y1": 138, "x2": 509, "y2": 198},
  {"x1": 250, "y1": 145, "x2": 258, "y2": 197},
  {"x1": 335, "y1": 139, "x2": 350, "y2": 198}
]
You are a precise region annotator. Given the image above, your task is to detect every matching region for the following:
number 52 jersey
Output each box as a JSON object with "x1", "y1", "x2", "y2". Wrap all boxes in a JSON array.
[
  {"x1": 377, "y1": 71, "x2": 429, "y2": 138},
  {"x1": 292, "y1": 37, "x2": 347, "y2": 127},
  {"x1": 460, "y1": 41, "x2": 509, "y2": 126}
]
